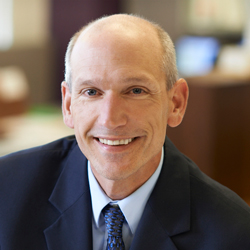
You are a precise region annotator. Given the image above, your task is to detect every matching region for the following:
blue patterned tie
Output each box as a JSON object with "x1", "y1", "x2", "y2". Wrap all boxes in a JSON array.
[{"x1": 103, "y1": 204, "x2": 125, "y2": 250}]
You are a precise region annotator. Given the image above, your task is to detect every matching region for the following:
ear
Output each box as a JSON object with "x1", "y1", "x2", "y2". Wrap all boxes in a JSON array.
[
  {"x1": 167, "y1": 78, "x2": 189, "y2": 128},
  {"x1": 61, "y1": 81, "x2": 74, "y2": 129}
]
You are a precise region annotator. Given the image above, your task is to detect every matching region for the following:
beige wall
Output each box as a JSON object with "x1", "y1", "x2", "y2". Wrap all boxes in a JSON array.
[
  {"x1": 120, "y1": 0, "x2": 186, "y2": 41},
  {"x1": 13, "y1": 0, "x2": 51, "y2": 49},
  {"x1": 121, "y1": 0, "x2": 246, "y2": 40}
]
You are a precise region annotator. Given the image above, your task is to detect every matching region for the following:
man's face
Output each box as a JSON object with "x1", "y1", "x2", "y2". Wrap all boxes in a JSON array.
[{"x1": 62, "y1": 27, "x2": 174, "y2": 186}]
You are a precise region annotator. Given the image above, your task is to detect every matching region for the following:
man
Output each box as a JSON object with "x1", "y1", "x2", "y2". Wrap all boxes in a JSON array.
[{"x1": 0, "y1": 14, "x2": 250, "y2": 250}]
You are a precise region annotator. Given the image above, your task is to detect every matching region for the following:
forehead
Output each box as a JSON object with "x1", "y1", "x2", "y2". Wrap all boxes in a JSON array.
[
  {"x1": 71, "y1": 16, "x2": 162, "y2": 63},
  {"x1": 71, "y1": 20, "x2": 162, "y2": 74},
  {"x1": 80, "y1": 15, "x2": 160, "y2": 43}
]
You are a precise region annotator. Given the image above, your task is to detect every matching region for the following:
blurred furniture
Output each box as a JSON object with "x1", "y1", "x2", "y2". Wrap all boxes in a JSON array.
[
  {"x1": 0, "y1": 66, "x2": 29, "y2": 118},
  {"x1": 0, "y1": 44, "x2": 56, "y2": 104},
  {"x1": 167, "y1": 72, "x2": 250, "y2": 204}
]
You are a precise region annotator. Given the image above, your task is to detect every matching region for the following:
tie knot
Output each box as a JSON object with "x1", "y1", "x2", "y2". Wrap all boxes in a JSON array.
[{"x1": 103, "y1": 204, "x2": 125, "y2": 237}]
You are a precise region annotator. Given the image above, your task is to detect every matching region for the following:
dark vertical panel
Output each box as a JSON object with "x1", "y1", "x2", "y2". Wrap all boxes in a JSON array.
[
  {"x1": 167, "y1": 77, "x2": 250, "y2": 204},
  {"x1": 51, "y1": 0, "x2": 120, "y2": 101}
]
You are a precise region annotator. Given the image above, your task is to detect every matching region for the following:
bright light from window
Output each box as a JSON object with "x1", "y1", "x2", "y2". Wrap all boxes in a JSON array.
[{"x1": 0, "y1": 0, "x2": 13, "y2": 50}]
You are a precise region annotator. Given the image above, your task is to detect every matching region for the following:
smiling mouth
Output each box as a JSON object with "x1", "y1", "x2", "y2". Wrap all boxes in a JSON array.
[{"x1": 98, "y1": 138, "x2": 134, "y2": 146}]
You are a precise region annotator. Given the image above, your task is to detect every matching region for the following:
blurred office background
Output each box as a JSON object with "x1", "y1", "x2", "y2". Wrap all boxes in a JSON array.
[{"x1": 0, "y1": 0, "x2": 250, "y2": 204}]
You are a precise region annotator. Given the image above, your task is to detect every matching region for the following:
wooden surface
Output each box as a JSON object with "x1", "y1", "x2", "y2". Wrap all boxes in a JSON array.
[
  {"x1": 167, "y1": 74, "x2": 250, "y2": 204},
  {"x1": 0, "y1": 99, "x2": 28, "y2": 117}
]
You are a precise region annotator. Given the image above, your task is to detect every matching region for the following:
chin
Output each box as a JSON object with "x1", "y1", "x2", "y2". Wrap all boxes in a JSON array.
[{"x1": 94, "y1": 161, "x2": 136, "y2": 180}]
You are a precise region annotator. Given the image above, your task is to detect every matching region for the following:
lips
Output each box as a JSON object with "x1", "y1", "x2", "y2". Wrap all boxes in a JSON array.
[{"x1": 98, "y1": 138, "x2": 134, "y2": 145}]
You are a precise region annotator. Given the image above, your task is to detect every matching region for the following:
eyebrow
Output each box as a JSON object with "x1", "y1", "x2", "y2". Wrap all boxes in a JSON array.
[
  {"x1": 75, "y1": 74, "x2": 157, "y2": 89},
  {"x1": 76, "y1": 79, "x2": 96, "y2": 86},
  {"x1": 120, "y1": 76, "x2": 159, "y2": 90},
  {"x1": 122, "y1": 76, "x2": 155, "y2": 84}
]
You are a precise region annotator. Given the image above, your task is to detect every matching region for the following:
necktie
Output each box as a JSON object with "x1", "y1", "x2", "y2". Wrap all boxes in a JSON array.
[{"x1": 103, "y1": 204, "x2": 125, "y2": 250}]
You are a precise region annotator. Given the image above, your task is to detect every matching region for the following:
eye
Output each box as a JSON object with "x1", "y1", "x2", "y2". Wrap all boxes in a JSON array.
[
  {"x1": 131, "y1": 88, "x2": 144, "y2": 94},
  {"x1": 86, "y1": 89, "x2": 97, "y2": 96}
]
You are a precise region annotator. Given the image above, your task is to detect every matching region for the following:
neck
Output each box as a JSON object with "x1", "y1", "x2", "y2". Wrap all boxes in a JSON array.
[{"x1": 98, "y1": 175, "x2": 151, "y2": 200}]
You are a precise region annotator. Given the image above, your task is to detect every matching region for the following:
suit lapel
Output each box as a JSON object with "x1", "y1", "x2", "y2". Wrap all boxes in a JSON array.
[
  {"x1": 44, "y1": 144, "x2": 93, "y2": 250},
  {"x1": 129, "y1": 204, "x2": 178, "y2": 250},
  {"x1": 130, "y1": 138, "x2": 191, "y2": 249}
]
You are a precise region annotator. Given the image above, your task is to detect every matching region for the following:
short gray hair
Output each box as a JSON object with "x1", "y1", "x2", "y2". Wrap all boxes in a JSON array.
[{"x1": 64, "y1": 14, "x2": 178, "y2": 90}]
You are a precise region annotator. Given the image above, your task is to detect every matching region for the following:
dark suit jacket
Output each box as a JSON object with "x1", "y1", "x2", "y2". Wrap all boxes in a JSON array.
[{"x1": 0, "y1": 135, "x2": 250, "y2": 250}]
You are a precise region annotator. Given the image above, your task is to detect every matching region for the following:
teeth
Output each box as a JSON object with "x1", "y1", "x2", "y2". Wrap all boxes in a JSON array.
[
  {"x1": 107, "y1": 140, "x2": 113, "y2": 145},
  {"x1": 113, "y1": 140, "x2": 119, "y2": 145},
  {"x1": 99, "y1": 138, "x2": 134, "y2": 145}
]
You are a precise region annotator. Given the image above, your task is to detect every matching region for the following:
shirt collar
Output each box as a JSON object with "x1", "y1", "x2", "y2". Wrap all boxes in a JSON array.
[{"x1": 88, "y1": 147, "x2": 164, "y2": 234}]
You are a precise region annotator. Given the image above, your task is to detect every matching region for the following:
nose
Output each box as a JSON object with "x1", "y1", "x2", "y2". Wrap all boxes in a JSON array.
[{"x1": 97, "y1": 92, "x2": 128, "y2": 130}]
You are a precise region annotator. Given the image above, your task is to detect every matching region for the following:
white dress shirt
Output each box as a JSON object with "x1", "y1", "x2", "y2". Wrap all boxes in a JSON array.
[{"x1": 88, "y1": 148, "x2": 164, "y2": 250}]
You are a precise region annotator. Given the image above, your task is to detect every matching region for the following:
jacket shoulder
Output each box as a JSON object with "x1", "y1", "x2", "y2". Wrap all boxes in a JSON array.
[
  {"x1": 165, "y1": 137, "x2": 250, "y2": 248},
  {"x1": 0, "y1": 136, "x2": 80, "y2": 249},
  {"x1": 0, "y1": 135, "x2": 77, "y2": 190}
]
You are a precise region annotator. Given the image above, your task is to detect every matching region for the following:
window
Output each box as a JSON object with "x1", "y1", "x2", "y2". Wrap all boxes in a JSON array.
[{"x1": 0, "y1": 0, "x2": 13, "y2": 50}]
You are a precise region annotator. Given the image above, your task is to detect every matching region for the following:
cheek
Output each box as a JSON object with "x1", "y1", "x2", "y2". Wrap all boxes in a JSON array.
[
  {"x1": 145, "y1": 103, "x2": 168, "y2": 129},
  {"x1": 71, "y1": 102, "x2": 97, "y2": 132}
]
